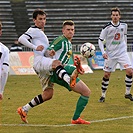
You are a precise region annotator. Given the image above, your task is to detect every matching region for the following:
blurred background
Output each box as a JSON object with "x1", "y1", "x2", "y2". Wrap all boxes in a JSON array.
[{"x1": 0, "y1": 0, "x2": 133, "y2": 52}]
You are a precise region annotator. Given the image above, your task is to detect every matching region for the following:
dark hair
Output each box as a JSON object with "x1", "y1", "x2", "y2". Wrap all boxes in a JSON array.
[
  {"x1": 111, "y1": 7, "x2": 121, "y2": 15},
  {"x1": 33, "y1": 9, "x2": 46, "y2": 19},
  {"x1": 62, "y1": 20, "x2": 75, "y2": 27}
]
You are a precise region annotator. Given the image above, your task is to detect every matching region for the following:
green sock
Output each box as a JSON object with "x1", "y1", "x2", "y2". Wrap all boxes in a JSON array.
[{"x1": 72, "y1": 95, "x2": 89, "y2": 120}]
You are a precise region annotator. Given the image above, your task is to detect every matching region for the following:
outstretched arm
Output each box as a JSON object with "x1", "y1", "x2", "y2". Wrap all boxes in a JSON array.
[{"x1": 18, "y1": 34, "x2": 37, "y2": 50}]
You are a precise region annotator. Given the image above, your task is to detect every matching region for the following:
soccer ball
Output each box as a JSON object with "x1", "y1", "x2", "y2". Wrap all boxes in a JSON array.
[{"x1": 80, "y1": 42, "x2": 95, "y2": 58}]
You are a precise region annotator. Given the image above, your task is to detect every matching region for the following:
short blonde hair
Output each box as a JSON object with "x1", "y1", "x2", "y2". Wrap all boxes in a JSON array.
[{"x1": 62, "y1": 20, "x2": 75, "y2": 27}]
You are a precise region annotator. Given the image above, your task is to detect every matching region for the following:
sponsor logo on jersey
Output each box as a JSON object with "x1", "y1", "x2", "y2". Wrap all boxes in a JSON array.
[{"x1": 112, "y1": 41, "x2": 120, "y2": 45}]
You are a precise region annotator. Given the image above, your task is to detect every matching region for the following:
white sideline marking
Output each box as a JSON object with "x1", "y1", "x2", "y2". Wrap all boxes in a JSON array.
[
  {"x1": 0, "y1": 116, "x2": 133, "y2": 127},
  {"x1": 90, "y1": 115, "x2": 133, "y2": 123}
]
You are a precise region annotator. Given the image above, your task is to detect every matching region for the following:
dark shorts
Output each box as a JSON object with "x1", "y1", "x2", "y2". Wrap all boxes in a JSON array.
[{"x1": 50, "y1": 65, "x2": 80, "y2": 91}]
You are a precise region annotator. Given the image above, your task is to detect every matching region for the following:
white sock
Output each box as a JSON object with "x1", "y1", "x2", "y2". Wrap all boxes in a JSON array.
[
  {"x1": 63, "y1": 74, "x2": 70, "y2": 84},
  {"x1": 102, "y1": 90, "x2": 106, "y2": 97},
  {"x1": 22, "y1": 104, "x2": 32, "y2": 113}
]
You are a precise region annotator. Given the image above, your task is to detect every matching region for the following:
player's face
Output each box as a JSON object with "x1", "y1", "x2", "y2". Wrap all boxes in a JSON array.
[
  {"x1": 111, "y1": 11, "x2": 121, "y2": 24},
  {"x1": 33, "y1": 14, "x2": 46, "y2": 30},
  {"x1": 62, "y1": 25, "x2": 75, "y2": 41}
]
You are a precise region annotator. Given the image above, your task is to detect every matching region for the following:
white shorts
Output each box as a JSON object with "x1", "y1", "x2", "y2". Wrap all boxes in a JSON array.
[
  {"x1": 33, "y1": 55, "x2": 56, "y2": 72},
  {"x1": 33, "y1": 55, "x2": 55, "y2": 90},
  {"x1": 103, "y1": 53, "x2": 132, "y2": 72}
]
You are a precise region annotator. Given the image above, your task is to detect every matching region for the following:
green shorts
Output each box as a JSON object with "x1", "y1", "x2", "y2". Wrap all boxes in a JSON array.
[{"x1": 50, "y1": 65, "x2": 80, "y2": 91}]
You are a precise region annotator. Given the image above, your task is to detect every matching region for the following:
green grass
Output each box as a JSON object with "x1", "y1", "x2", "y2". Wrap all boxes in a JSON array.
[{"x1": 0, "y1": 70, "x2": 133, "y2": 133}]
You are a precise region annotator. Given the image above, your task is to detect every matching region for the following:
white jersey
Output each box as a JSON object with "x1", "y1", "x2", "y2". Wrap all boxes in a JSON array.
[
  {"x1": 99, "y1": 21, "x2": 127, "y2": 59},
  {"x1": 19, "y1": 26, "x2": 49, "y2": 55},
  {"x1": 18, "y1": 26, "x2": 54, "y2": 70},
  {"x1": 18, "y1": 26, "x2": 55, "y2": 90},
  {"x1": 0, "y1": 42, "x2": 9, "y2": 65},
  {"x1": 0, "y1": 42, "x2": 9, "y2": 94}
]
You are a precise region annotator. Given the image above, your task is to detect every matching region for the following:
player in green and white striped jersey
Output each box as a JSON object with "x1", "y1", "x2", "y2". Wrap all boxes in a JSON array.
[{"x1": 47, "y1": 20, "x2": 91, "y2": 124}]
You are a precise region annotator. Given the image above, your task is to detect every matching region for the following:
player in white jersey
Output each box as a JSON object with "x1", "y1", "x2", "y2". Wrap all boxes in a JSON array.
[
  {"x1": 98, "y1": 7, "x2": 133, "y2": 102},
  {"x1": 17, "y1": 10, "x2": 86, "y2": 124},
  {"x1": 0, "y1": 22, "x2": 10, "y2": 100}
]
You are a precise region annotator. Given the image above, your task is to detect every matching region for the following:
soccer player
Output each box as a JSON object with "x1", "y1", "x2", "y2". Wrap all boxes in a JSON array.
[
  {"x1": 0, "y1": 21, "x2": 10, "y2": 100},
  {"x1": 17, "y1": 9, "x2": 90, "y2": 124},
  {"x1": 48, "y1": 20, "x2": 91, "y2": 124},
  {"x1": 98, "y1": 7, "x2": 133, "y2": 102}
]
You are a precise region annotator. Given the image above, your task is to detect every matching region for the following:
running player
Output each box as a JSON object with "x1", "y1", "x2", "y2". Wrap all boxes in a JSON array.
[
  {"x1": 98, "y1": 7, "x2": 133, "y2": 102},
  {"x1": 17, "y1": 9, "x2": 90, "y2": 124},
  {"x1": 0, "y1": 21, "x2": 10, "y2": 100}
]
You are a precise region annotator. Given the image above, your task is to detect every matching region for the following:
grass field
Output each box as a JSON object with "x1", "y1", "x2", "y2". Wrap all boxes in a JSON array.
[{"x1": 0, "y1": 70, "x2": 133, "y2": 133}]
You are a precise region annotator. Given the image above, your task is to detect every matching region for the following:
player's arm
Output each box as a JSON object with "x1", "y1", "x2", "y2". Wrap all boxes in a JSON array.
[
  {"x1": 98, "y1": 28, "x2": 106, "y2": 55},
  {"x1": 0, "y1": 52, "x2": 2, "y2": 95},
  {"x1": 98, "y1": 29, "x2": 108, "y2": 59},
  {"x1": 124, "y1": 24, "x2": 127, "y2": 44},
  {"x1": 98, "y1": 38, "x2": 105, "y2": 54},
  {"x1": 18, "y1": 34, "x2": 37, "y2": 50},
  {"x1": 99, "y1": 39, "x2": 108, "y2": 59}
]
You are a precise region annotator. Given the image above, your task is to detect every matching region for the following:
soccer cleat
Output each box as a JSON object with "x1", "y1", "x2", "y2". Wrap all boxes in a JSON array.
[
  {"x1": 70, "y1": 69, "x2": 78, "y2": 88},
  {"x1": 74, "y1": 56, "x2": 84, "y2": 74},
  {"x1": 99, "y1": 96, "x2": 105, "y2": 102},
  {"x1": 125, "y1": 94, "x2": 133, "y2": 101},
  {"x1": 71, "y1": 117, "x2": 90, "y2": 124},
  {"x1": 17, "y1": 107, "x2": 28, "y2": 123}
]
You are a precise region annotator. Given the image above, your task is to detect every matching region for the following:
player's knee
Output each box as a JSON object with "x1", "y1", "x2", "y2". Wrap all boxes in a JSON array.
[
  {"x1": 81, "y1": 90, "x2": 90, "y2": 97},
  {"x1": 126, "y1": 68, "x2": 133, "y2": 76},
  {"x1": 80, "y1": 87, "x2": 91, "y2": 97},
  {"x1": 52, "y1": 60, "x2": 62, "y2": 69},
  {"x1": 104, "y1": 72, "x2": 111, "y2": 79},
  {"x1": 86, "y1": 89, "x2": 91, "y2": 97}
]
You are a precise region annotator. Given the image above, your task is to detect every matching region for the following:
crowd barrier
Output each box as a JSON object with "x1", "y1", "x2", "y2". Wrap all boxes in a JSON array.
[
  {"x1": 9, "y1": 51, "x2": 133, "y2": 75},
  {"x1": 9, "y1": 52, "x2": 35, "y2": 75},
  {"x1": 88, "y1": 51, "x2": 133, "y2": 70},
  {"x1": 9, "y1": 52, "x2": 93, "y2": 75}
]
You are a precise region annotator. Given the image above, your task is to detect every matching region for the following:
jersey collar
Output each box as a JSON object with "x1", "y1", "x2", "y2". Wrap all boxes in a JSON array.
[
  {"x1": 32, "y1": 25, "x2": 41, "y2": 29},
  {"x1": 111, "y1": 21, "x2": 120, "y2": 27}
]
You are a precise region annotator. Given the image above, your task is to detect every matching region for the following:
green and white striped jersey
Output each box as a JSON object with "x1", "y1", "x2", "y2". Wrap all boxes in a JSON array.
[{"x1": 49, "y1": 35, "x2": 72, "y2": 65}]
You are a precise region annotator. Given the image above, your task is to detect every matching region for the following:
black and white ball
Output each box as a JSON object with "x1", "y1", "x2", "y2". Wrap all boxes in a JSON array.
[{"x1": 80, "y1": 42, "x2": 95, "y2": 58}]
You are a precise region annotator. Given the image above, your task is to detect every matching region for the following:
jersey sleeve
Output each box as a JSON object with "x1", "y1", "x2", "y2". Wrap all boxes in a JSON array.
[
  {"x1": 124, "y1": 23, "x2": 127, "y2": 44},
  {"x1": 50, "y1": 42, "x2": 62, "y2": 51},
  {"x1": 98, "y1": 28, "x2": 107, "y2": 54},
  {"x1": 49, "y1": 36, "x2": 63, "y2": 51},
  {"x1": 25, "y1": 28, "x2": 39, "y2": 39},
  {"x1": 18, "y1": 28, "x2": 40, "y2": 50},
  {"x1": 18, "y1": 34, "x2": 37, "y2": 50},
  {"x1": 0, "y1": 46, "x2": 3, "y2": 93},
  {"x1": 99, "y1": 28, "x2": 107, "y2": 41}
]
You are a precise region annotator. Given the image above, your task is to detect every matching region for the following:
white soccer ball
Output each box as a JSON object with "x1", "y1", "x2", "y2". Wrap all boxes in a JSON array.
[{"x1": 80, "y1": 42, "x2": 95, "y2": 58}]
